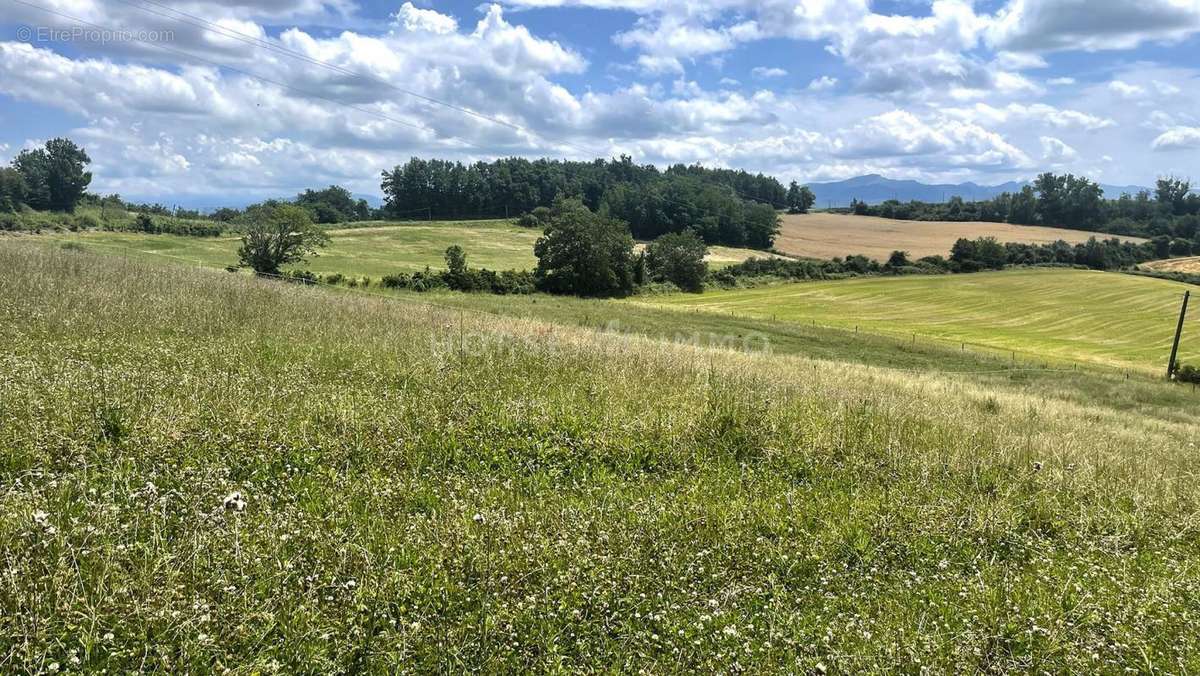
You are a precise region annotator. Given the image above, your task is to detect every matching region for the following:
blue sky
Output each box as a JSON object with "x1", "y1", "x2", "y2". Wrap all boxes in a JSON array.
[{"x1": 1, "y1": 0, "x2": 1198, "y2": 204}]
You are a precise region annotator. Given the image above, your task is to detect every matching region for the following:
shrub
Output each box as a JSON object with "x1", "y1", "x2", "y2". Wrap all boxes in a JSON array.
[
  {"x1": 282, "y1": 270, "x2": 318, "y2": 285},
  {"x1": 74, "y1": 213, "x2": 100, "y2": 230}
]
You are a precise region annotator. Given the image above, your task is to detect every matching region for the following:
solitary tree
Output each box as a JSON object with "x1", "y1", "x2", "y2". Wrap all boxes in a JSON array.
[
  {"x1": 786, "y1": 181, "x2": 816, "y2": 214},
  {"x1": 12, "y1": 138, "x2": 92, "y2": 212},
  {"x1": 236, "y1": 203, "x2": 329, "y2": 275},
  {"x1": 646, "y1": 230, "x2": 708, "y2": 292},
  {"x1": 444, "y1": 245, "x2": 468, "y2": 276},
  {"x1": 534, "y1": 198, "x2": 635, "y2": 297}
]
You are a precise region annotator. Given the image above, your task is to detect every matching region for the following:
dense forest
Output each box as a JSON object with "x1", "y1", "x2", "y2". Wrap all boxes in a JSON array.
[
  {"x1": 380, "y1": 156, "x2": 785, "y2": 249},
  {"x1": 852, "y1": 173, "x2": 1200, "y2": 253}
]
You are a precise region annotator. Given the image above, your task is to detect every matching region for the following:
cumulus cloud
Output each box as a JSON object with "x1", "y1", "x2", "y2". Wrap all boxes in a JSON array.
[
  {"x1": 831, "y1": 110, "x2": 1033, "y2": 171},
  {"x1": 1108, "y1": 80, "x2": 1146, "y2": 98},
  {"x1": 1153, "y1": 127, "x2": 1200, "y2": 151},
  {"x1": 752, "y1": 67, "x2": 787, "y2": 79},
  {"x1": 988, "y1": 0, "x2": 1200, "y2": 52},
  {"x1": 1153, "y1": 80, "x2": 1183, "y2": 96},
  {"x1": 1040, "y1": 135, "x2": 1078, "y2": 163},
  {"x1": 393, "y1": 2, "x2": 458, "y2": 34},
  {"x1": 1, "y1": 0, "x2": 1195, "y2": 195},
  {"x1": 942, "y1": 102, "x2": 1115, "y2": 131},
  {"x1": 807, "y1": 76, "x2": 838, "y2": 91}
]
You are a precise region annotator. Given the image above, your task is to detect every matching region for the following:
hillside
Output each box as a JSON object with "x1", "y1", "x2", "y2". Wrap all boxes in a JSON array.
[
  {"x1": 4, "y1": 242, "x2": 1200, "y2": 671},
  {"x1": 652, "y1": 267, "x2": 1194, "y2": 371},
  {"x1": 774, "y1": 212, "x2": 1145, "y2": 261},
  {"x1": 28, "y1": 221, "x2": 777, "y2": 277}
]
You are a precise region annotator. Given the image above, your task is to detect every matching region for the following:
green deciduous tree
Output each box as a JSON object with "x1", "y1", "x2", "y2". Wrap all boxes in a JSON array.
[
  {"x1": 295, "y1": 185, "x2": 370, "y2": 224},
  {"x1": 646, "y1": 230, "x2": 708, "y2": 292},
  {"x1": 1156, "y1": 177, "x2": 1192, "y2": 216},
  {"x1": 12, "y1": 138, "x2": 92, "y2": 212},
  {"x1": 0, "y1": 167, "x2": 26, "y2": 212},
  {"x1": 785, "y1": 181, "x2": 816, "y2": 214},
  {"x1": 534, "y1": 198, "x2": 635, "y2": 297},
  {"x1": 236, "y1": 203, "x2": 330, "y2": 275}
]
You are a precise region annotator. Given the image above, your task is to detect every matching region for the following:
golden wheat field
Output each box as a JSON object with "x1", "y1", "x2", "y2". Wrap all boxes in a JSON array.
[
  {"x1": 1140, "y1": 257, "x2": 1200, "y2": 274},
  {"x1": 775, "y1": 213, "x2": 1145, "y2": 261}
]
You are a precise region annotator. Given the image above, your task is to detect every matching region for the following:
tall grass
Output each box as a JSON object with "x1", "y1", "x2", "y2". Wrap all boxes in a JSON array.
[{"x1": 2, "y1": 242, "x2": 1199, "y2": 672}]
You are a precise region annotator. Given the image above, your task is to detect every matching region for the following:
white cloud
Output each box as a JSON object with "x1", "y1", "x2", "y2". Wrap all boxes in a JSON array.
[
  {"x1": 1, "y1": 0, "x2": 1196, "y2": 194},
  {"x1": 1153, "y1": 127, "x2": 1200, "y2": 151},
  {"x1": 393, "y1": 2, "x2": 458, "y2": 34},
  {"x1": 635, "y1": 54, "x2": 683, "y2": 75},
  {"x1": 988, "y1": 0, "x2": 1200, "y2": 52},
  {"x1": 752, "y1": 67, "x2": 788, "y2": 79},
  {"x1": 832, "y1": 110, "x2": 1033, "y2": 171},
  {"x1": 1108, "y1": 80, "x2": 1146, "y2": 98},
  {"x1": 1153, "y1": 80, "x2": 1183, "y2": 96},
  {"x1": 1040, "y1": 135, "x2": 1078, "y2": 163},
  {"x1": 807, "y1": 76, "x2": 838, "y2": 91},
  {"x1": 942, "y1": 103, "x2": 1115, "y2": 131},
  {"x1": 995, "y1": 51, "x2": 1047, "y2": 69}
]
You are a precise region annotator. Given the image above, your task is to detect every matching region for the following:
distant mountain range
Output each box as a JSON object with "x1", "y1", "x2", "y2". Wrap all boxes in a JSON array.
[
  {"x1": 805, "y1": 174, "x2": 1151, "y2": 208},
  {"x1": 118, "y1": 192, "x2": 386, "y2": 213}
]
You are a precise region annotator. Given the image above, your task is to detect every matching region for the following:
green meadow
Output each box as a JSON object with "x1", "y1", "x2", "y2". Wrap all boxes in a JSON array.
[
  {"x1": 34, "y1": 219, "x2": 541, "y2": 276},
  {"x1": 28, "y1": 222, "x2": 774, "y2": 279},
  {"x1": 4, "y1": 242, "x2": 1200, "y2": 672},
  {"x1": 651, "y1": 268, "x2": 1200, "y2": 372}
]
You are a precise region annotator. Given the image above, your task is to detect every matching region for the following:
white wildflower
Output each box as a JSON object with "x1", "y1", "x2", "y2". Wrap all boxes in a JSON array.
[{"x1": 223, "y1": 491, "x2": 246, "y2": 512}]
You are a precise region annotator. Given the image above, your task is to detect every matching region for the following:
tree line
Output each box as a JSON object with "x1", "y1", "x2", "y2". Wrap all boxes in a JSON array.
[
  {"x1": 851, "y1": 173, "x2": 1200, "y2": 251},
  {"x1": 380, "y1": 155, "x2": 786, "y2": 249}
]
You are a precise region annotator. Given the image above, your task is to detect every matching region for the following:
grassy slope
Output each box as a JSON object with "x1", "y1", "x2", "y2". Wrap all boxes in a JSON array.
[
  {"x1": 32, "y1": 220, "x2": 541, "y2": 276},
  {"x1": 775, "y1": 213, "x2": 1146, "y2": 261},
  {"x1": 3, "y1": 243, "x2": 1200, "y2": 672},
  {"x1": 26, "y1": 222, "x2": 777, "y2": 278},
  {"x1": 651, "y1": 268, "x2": 1199, "y2": 372}
]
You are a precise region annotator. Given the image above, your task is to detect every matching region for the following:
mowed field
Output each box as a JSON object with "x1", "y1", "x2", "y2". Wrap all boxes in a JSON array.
[
  {"x1": 28, "y1": 220, "x2": 776, "y2": 277},
  {"x1": 652, "y1": 268, "x2": 1198, "y2": 371},
  {"x1": 6, "y1": 242, "x2": 1200, "y2": 671},
  {"x1": 775, "y1": 213, "x2": 1144, "y2": 261}
]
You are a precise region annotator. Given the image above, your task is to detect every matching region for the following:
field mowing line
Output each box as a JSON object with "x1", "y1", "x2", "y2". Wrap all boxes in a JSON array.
[{"x1": 649, "y1": 268, "x2": 1200, "y2": 373}]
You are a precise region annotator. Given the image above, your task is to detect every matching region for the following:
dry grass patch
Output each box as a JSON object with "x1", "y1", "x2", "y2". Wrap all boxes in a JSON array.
[
  {"x1": 1140, "y1": 256, "x2": 1200, "y2": 274},
  {"x1": 775, "y1": 213, "x2": 1145, "y2": 261}
]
